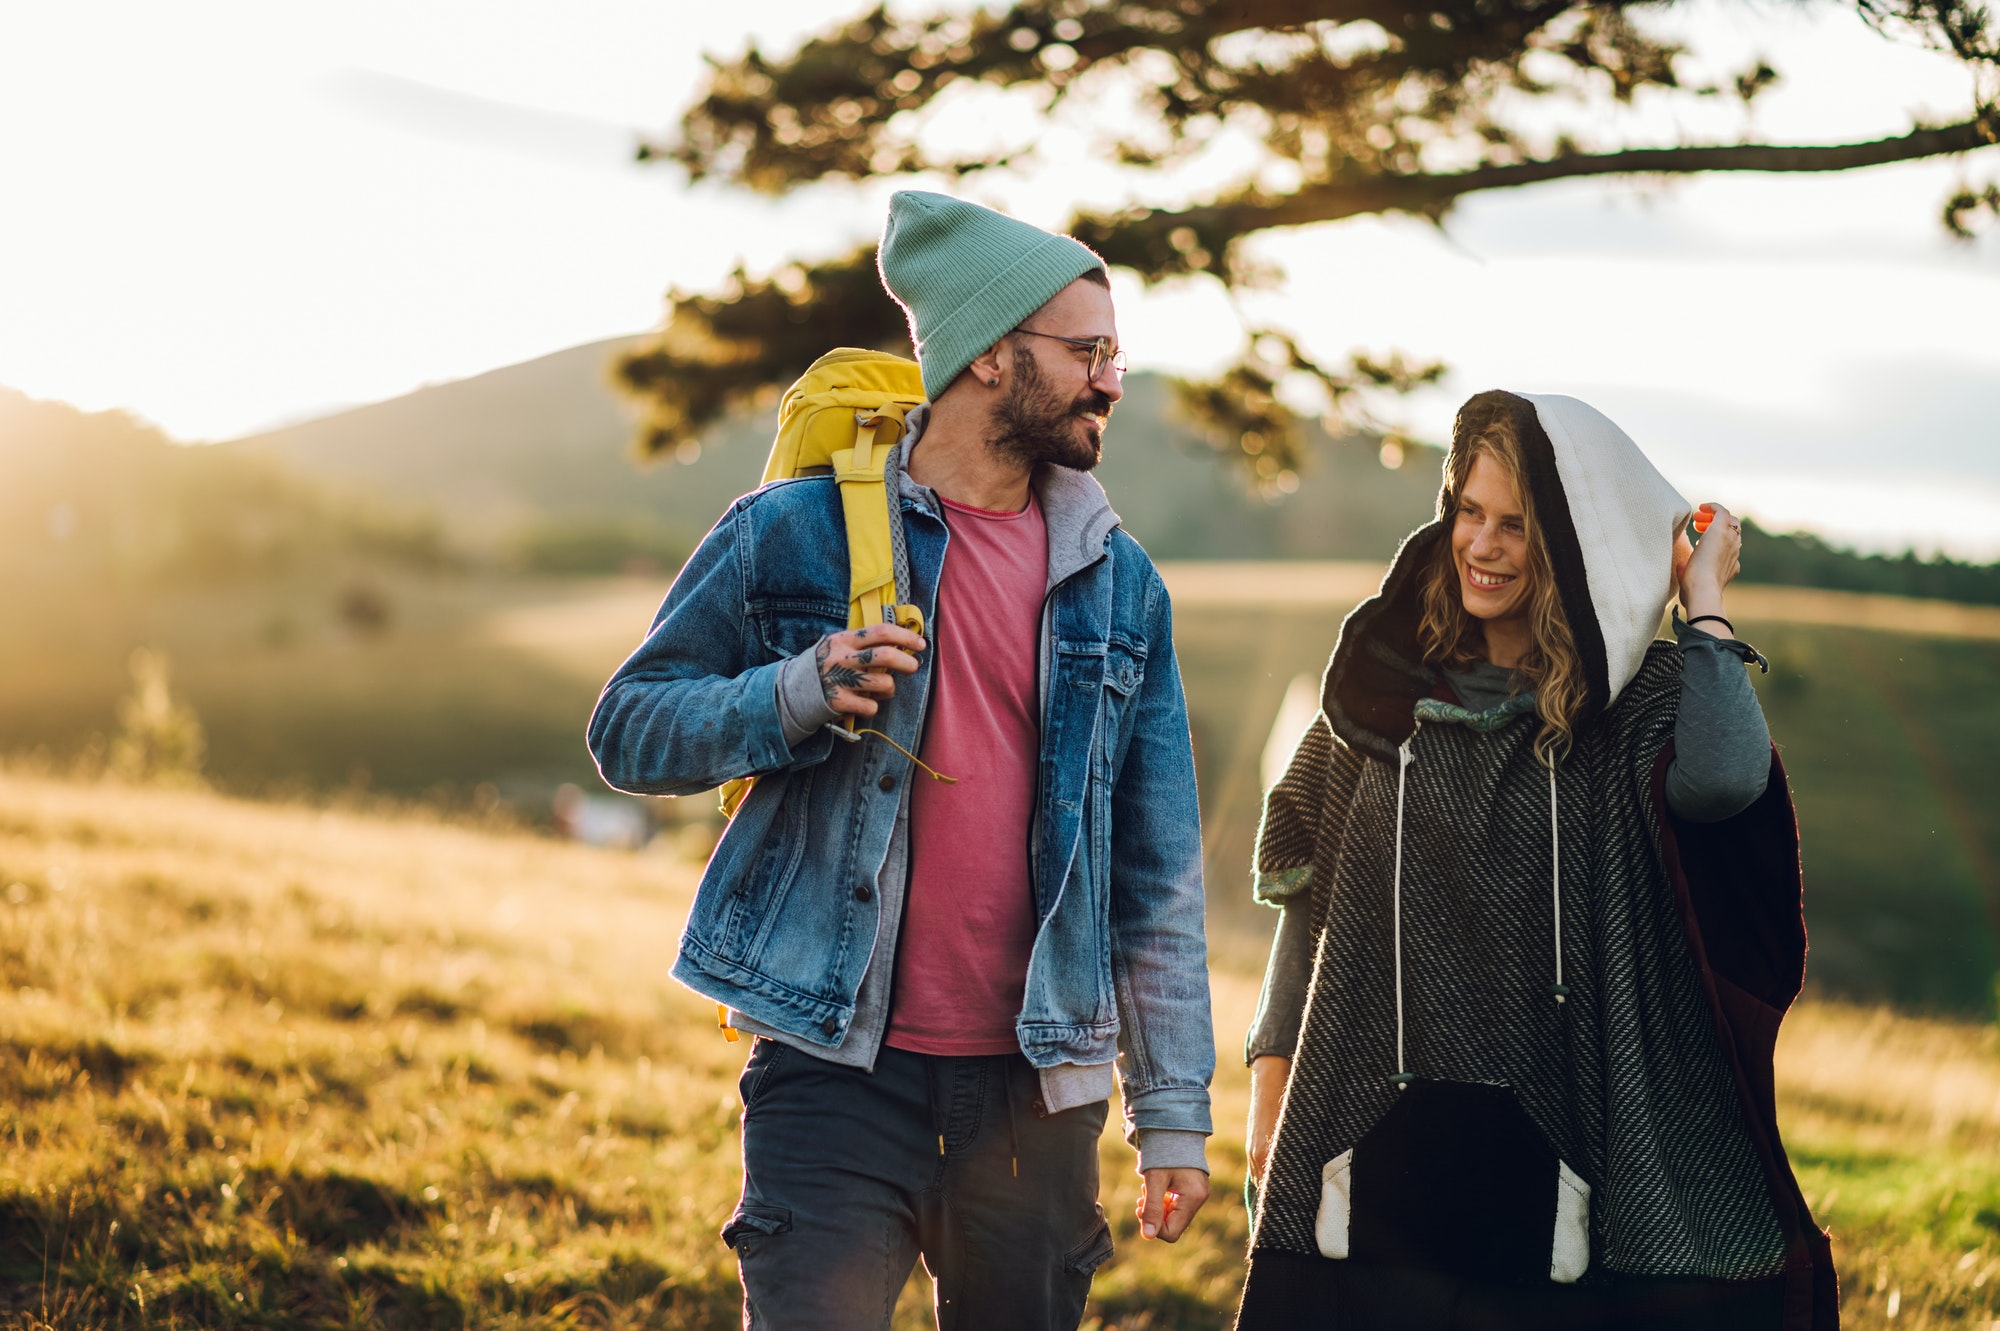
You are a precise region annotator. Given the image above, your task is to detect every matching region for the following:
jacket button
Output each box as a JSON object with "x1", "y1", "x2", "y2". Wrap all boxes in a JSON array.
[
  {"x1": 854, "y1": 883, "x2": 872, "y2": 903},
  {"x1": 877, "y1": 773, "x2": 896, "y2": 792},
  {"x1": 822, "y1": 1017, "x2": 839, "y2": 1038}
]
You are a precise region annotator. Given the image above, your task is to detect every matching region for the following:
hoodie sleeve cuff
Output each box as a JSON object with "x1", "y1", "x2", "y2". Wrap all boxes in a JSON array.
[
  {"x1": 1670, "y1": 609, "x2": 1769, "y2": 673},
  {"x1": 1252, "y1": 865, "x2": 1312, "y2": 907},
  {"x1": 1134, "y1": 1128, "x2": 1209, "y2": 1175},
  {"x1": 1038, "y1": 1060, "x2": 1116, "y2": 1116},
  {"x1": 775, "y1": 645, "x2": 841, "y2": 750}
]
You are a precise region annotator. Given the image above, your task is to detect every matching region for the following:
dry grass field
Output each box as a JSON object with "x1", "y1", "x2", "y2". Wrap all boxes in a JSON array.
[
  {"x1": 1, "y1": 770, "x2": 1997, "y2": 1328},
  {"x1": 0, "y1": 771, "x2": 1265, "y2": 1329}
]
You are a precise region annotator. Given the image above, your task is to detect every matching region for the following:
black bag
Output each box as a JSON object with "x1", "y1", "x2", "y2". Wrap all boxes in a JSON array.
[{"x1": 1314, "y1": 1079, "x2": 1591, "y2": 1286}]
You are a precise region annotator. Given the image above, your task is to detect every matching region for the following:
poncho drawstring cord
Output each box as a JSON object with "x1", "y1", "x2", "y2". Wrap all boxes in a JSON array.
[{"x1": 1387, "y1": 729, "x2": 1566, "y2": 1090}]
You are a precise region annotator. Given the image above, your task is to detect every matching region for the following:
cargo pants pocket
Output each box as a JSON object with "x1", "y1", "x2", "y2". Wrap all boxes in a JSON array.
[
  {"x1": 1063, "y1": 1210, "x2": 1116, "y2": 1277},
  {"x1": 721, "y1": 1202, "x2": 792, "y2": 1252}
]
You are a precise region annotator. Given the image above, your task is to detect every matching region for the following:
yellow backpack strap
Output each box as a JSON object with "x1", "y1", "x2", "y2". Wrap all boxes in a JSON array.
[
  {"x1": 829, "y1": 411, "x2": 904, "y2": 630},
  {"x1": 717, "y1": 777, "x2": 751, "y2": 819}
]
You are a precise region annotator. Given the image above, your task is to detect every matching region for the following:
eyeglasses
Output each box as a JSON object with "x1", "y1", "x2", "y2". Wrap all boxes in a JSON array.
[{"x1": 1010, "y1": 327, "x2": 1128, "y2": 381}]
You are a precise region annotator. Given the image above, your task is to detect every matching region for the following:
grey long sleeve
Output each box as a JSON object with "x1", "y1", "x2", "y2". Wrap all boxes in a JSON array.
[
  {"x1": 1245, "y1": 899, "x2": 1314, "y2": 1064},
  {"x1": 1664, "y1": 614, "x2": 1772, "y2": 823},
  {"x1": 775, "y1": 648, "x2": 840, "y2": 749}
]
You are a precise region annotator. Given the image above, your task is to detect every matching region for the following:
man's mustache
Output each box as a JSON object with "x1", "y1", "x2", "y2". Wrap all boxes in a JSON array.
[{"x1": 1074, "y1": 390, "x2": 1114, "y2": 419}]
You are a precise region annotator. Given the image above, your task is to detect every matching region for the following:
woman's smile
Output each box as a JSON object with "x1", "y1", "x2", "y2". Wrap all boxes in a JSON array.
[{"x1": 1450, "y1": 452, "x2": 1534, "y2": 627}]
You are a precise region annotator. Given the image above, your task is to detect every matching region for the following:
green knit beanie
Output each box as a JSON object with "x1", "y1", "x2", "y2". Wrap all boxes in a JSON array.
[{"x1": 877, "y1": 191, "x2": 1107, "y2": 401}]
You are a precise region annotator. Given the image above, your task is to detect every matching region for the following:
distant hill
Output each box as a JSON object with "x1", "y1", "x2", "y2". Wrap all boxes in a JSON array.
[
  {"x1": 232, "y1": 338, "x2": 756, "y2": 541},
  {"x1": 225, "y1": 337, "x2": 2000, "y2": 599},
  {"x1": 228, "y1": 339, "x2": 1447, "y2": 562},
  {"x1": 0, "y1": 388, "x2": 444, "y2": 586}
]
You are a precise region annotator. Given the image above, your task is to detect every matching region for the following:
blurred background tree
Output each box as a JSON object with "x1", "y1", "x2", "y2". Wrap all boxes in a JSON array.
[
  {"x1": 109, "y1": 649, "x2": 207, "y2": 786},
  {"x1": 618, "y1": 0, "x2": 1999, "y2": 482}
]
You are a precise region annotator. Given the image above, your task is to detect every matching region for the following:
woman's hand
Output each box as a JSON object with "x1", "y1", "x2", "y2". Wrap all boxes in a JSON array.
[
  {"x1": 1677, "y1": 503, "x2": 1742, "y2": 632},
  {"x1": 1247, "y1": 1055, "x2": 1292, "y2": 1187}
]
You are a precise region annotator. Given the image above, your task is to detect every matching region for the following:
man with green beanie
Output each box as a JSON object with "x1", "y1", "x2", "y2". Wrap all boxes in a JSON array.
[{"x1": 589, "y1": 191, "x2": 1214, "y2": 1329}]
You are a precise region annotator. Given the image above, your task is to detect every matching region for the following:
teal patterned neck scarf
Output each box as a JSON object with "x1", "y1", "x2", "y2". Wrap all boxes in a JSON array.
[{"x1": 1414, "y1": 690, "x2": 1538, "y2": 733}]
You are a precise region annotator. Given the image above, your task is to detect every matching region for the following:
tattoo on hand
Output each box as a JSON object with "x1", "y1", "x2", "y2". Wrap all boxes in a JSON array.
[
  {"x1": 854, "y1": 648, "x2": 876, "y2": 666},
  {"x1": 816, "y1": 635, "x2": 872, "y2": 699},
  {"x1": 822, "y1": 663, "x2": 869, "y2": 699}
]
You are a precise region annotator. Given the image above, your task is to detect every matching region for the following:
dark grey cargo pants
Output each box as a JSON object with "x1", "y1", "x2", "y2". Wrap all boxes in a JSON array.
[{"x1": 725, "y1": 1038, "x2": 1114, "y2": 1331}]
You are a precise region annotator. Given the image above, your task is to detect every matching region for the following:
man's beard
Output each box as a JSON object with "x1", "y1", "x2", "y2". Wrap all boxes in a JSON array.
[{"x1": 987, "y1": 344, "x2": 1113, "y2": 472}]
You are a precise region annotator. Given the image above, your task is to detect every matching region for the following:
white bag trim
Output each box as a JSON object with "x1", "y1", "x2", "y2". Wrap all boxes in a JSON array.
[
  {"x1": 1551, "y1": 1159, "x2": 1592, "y2": 1283},
  {"x1": 1315, "y1": 1149, "x2": 1354, "y2": 1259}
]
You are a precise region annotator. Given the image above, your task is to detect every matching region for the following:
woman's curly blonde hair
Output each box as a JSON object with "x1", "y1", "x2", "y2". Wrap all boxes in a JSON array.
[{"x1": 1417, "y1": 411, "x2": 1585, "y2": 766}]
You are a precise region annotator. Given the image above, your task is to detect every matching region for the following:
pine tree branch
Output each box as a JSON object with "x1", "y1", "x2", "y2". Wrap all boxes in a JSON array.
[{"x1": 1078, "y1": 116, "x2": 2000, "y2": 274}]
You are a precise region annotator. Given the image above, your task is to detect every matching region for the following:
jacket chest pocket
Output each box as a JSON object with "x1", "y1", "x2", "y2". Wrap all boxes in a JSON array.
[
  {"x1": 1093, "y1": 641, "x2": 1147, "y2": 778},
  {"x1": 749, "y1": 599, "x2": 848, "y2": 661}
]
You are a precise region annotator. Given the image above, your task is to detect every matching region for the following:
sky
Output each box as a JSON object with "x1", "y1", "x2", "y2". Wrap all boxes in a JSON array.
[{"x1": 2, "y1": 1, "x2": 1997, "y2": 556}]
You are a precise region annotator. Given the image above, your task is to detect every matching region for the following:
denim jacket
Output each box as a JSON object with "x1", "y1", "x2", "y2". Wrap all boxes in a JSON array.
[{"x1": 587, "y1": 421, "x2": 1214, "y2": 1171}]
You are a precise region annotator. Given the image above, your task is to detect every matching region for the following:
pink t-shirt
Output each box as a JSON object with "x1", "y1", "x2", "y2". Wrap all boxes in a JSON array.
[{"x1": 884, "y1": 492, "x2": 1048, "y2": 1056}]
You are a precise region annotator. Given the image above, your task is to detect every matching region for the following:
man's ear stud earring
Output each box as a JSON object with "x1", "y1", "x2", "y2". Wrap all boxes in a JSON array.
[{"x1": 988, "y1": 376, "x2": 999, "y2": 387}]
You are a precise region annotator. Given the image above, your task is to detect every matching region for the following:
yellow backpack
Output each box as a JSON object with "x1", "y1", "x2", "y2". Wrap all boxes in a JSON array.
[
  {"x1": 714, "y1": 349, "x2": 930, "y2": 824},
  {"x1": 763, "y1": 348, "x2": 930, "y2": 637}
]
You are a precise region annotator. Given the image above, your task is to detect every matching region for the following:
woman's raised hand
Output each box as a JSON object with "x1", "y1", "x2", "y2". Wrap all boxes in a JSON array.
[{"x1": 1677, "y1": 502, "x2": 1742, "y2": 630}]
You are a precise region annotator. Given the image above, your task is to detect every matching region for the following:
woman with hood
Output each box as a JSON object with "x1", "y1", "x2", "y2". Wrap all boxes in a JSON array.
[{"x1": 1235, "y1": 390, "x2": 1836, "y2": 1330}]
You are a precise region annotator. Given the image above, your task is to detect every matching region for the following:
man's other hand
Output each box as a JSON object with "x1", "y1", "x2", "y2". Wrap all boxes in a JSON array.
[
  {"x1": 1136, "y1": 1166, "x2": 1209, "y2": 1243},
  {"x1": 813, "y1": 624, "x2": 926, "y2": 718}
]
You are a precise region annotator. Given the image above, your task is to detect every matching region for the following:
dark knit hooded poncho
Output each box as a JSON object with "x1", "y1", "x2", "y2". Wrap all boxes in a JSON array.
[{"x1": 1239, "y1": 392, "x2": 1836, "y2": 1330}]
